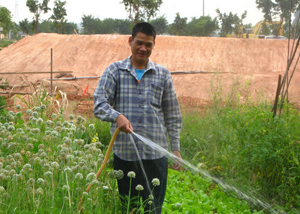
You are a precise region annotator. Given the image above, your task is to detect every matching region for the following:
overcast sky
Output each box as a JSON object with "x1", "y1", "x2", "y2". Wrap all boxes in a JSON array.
[{"x1": 1, "y1": 0, "x2": 265, "y2": 26}]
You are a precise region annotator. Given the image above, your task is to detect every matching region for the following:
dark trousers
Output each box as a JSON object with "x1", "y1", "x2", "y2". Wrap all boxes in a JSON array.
[{"x1": 114, "y1": 154, "x2": 168, "y2": 214}]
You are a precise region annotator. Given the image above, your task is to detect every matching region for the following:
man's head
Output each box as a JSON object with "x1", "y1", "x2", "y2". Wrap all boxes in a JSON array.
[
  {"x1": 132, "y1": 22, "x2": 156, "y2": 40},
  {"x1": 129, "y1": 22, "x2": 156, "y2": 69}
]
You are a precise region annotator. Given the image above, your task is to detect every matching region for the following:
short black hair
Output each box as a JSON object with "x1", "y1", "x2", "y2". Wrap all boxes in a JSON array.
[{"x1": 132, "y1": 22, "x2": 156, "y2": 40}]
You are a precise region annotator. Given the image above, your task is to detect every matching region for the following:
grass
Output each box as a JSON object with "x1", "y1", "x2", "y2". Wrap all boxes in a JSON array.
[
  {"x1": 0, "y1": 39, "x2": 14, "y2": 50},
  {"x1": 180, "y1": 101, "x2": 300, "y2": 213},
  {"x1": 0, "y1": 99, "x2": 273, "y2": 214},
  {"x1": 0, "y1": 76, "x2": 300, "y2": 213}
]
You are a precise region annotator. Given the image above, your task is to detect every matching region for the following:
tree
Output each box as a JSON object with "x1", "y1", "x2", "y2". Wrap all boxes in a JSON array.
[
  {"x1": 39, "y1": 20, "x2": 55, "y2": 33},
  {"x1": 255, "y1": 0, "x2": 300, "y2": 36},
  {"x1": 256, "y1": 0, "x2": 300, "y2": 21},
  {"x1": 149, "y1": 16, "x2": 168, "y2": 35},
  {"x1": 98, "y1": 18, "x2": 116, "y2": 34},
  {"x1": 122, "y1": 0, "x2": 163, "y2": 24},
  {"x1": 114, "y1": 19, "x2": 132, "y2": 34},
  {"x1": 169, "y1": 13, "x2": 188, "y2": 36},
  {"x1": 0, "y1": 6, "x2": 13, "y2": 34},
  {"x1": 187, "y1": 16, "x2": 219, "y2": 37},
  {"x1": 50, "y1": 0, "x2": 67, "y2": 34},
  {"x1": 81, "y1": 15, "x2": 101, "y2": 34},
  {"x1": 26, "y1": 0, "x2": 51, "y2": 34},
  {"x1": 216, "y1": 9, "x2": 247, "y2": 37},
  {"x1": 19, "y1": 18, "x2": 32, "y2": 35},
  {"x1": 64, "y1": 22, "x2": 79, "y2": 34}
]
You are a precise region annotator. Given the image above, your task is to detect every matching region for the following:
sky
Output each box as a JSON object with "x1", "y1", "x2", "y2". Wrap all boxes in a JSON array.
[{"x1": 1, "y1": 0, "x2": 265, "y2": 26}]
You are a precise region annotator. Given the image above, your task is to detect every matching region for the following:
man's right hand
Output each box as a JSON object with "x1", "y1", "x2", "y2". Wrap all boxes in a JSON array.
[{"x1": 116, "y1": 114, "x2": 133, "y2": 134}]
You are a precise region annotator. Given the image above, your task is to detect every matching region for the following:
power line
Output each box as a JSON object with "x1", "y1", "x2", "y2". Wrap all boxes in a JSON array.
[
  {"x1": 203, "y1": 0, "x2": 204, "y2": 16},
  {"x1": 14, "y1": 0, "x2": 19, "y2": 23}
]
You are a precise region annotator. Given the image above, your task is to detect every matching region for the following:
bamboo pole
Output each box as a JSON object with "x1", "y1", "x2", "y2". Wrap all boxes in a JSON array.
[
  {"x1": 272, "y1": 74, "x2": 282, "y2": 118},
  {"x1": 0, "y1": 71, "x2": 73, "y2": 75},
  {"x1": 78, "y1": 128, "x2": 120, "y2": 213},
  {"x1": 51, "y1": 48, "x2": 53, "y2": 94}
]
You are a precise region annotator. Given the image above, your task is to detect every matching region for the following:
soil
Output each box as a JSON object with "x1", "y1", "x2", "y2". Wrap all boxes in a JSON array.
[{"x1": 1, "y1": 33, "x2": 300, "y2": 115}]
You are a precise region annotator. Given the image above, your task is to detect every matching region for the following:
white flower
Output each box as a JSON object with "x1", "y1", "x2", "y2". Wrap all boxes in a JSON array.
[
  {"x1": 36, "y1": 188, "x2": 44, "y2": 195},
  {"x1": 36, "y1": 118, "x2": 43, "y2": 125},
  {"x1": 51, "y1": 162, "x2": 60, "y2": 169},
  {"x1": 135, "y1": 184, "x2": 144, "y2": 191},
  {"x1": 34, "y1": 157, "x2": 42, "y2": 164},
  {"x1": 0, "y1": 186, "x2": 5, "y2": 192},
  {"x1": 51, "y1": 113, "x2": 57, "y2": 119},
  {"x1": 86, "y1": 172, "x2": 96, "y2": 181},
  {"x1": 22, "y1": 163, "x2": 32, "y2": 171},
  {"x1": 37, "y1": 178, "x2": 45, "y2": 185},
  {"x1": 127, "y1": 171, "x2": 136, "y2": 178},
  {"x1": 27, "y1": 178, "x2": 35, "y2": 186},
  {"x1": 92, "y1": 180, "x2": 100, "y2": 185},
  {"x1": 113, "y1": 170, "x2": 124, "y2": 180},
  {"x1": 62, "y1": 185, "x2": 69, "y2": 191},
  {"x1": 63, "y1": 121, "x2": 70, "y2": 127},
  {"x1": 175, "y1": 203, "x2": 182, "y2": 208},
  {"x1": 44, "y1": 171, "x2": 53, "y2": 177},
  {"x1": 64, "y1": 167, "x2": 72, "y2": 173},
  {"x1": 88, "y1": 124, "x2": 95, "y2": 129},
  {"x1": 102, "y1": 185, "x2": 109, "y2": 190},
  {"x1": 7, "y1": 126, "x2": 15, "y2": 132},
  {"x1": 75, "y1": 173, "x2": 83, "y2": 180},
  {"x1": 26, "y1": 143, "x2": 34, "y2": 150},
  {"x1": 32, "y1": 111, "x2": 38, "y2": 118},
  {"x1": 149, "y1": 194, "x2": 154, "y2": 200},
  {"x1": 152, "y1": 178, "x2": 160, "y2": 186}
]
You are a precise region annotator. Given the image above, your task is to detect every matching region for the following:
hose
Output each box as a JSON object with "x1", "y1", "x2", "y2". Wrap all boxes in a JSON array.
[{"x1": 78, "y1": 127, "x2": 120, "y2": 212}]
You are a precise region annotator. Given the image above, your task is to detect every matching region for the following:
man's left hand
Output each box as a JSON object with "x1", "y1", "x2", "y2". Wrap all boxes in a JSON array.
[{"x1": 172, "y1": 150, "x2": 182, "y2": 170}]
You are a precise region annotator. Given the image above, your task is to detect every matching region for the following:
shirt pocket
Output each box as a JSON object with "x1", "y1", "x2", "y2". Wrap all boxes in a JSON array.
[{"x1": 149, "y1": 84, "x2": 164, "y2": 109}]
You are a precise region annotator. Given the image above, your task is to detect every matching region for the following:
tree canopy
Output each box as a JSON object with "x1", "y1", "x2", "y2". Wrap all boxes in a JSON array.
[
  {"x1": 0, "y1": 6, "x2": 13, "y2": 34},
  {"x1": 256, "y1": 0, "x2": 300, "y2": 22},
  {"x1": 187, "y1": 16, "x2": 219, "y2": 37},
  {"x1": 149, "y1": 16, "x2": 168, "y2": 35},
  {"x1": 50, "y1": 0, "x2": 67, "y2": 33},
  {"x1": 216, "y1": 9, "x2": 247, "y2": 37},
  {"x1": 169, "y1": 13, "x2": 188, "y2": 36},
  {"x1": 26, "y1": 0, "x2": 51, "y2": 33},
  {"x1": 122, "y1": 0, "x2": 163, "y2": 24}
]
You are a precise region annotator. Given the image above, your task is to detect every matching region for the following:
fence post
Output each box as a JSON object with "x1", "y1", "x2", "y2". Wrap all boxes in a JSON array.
[{"x1": 51, "y1": 48, "x2": 53, "y2": 95}]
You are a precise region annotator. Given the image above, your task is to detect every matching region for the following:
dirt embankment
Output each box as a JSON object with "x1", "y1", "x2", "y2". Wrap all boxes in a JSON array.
[{"x1": 0, "y1": 33, "x2": 299, "y2": 107}]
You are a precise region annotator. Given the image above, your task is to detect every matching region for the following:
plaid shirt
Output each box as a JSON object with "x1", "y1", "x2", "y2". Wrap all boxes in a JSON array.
[{"x1": 93, "y1": 56, "x2": 182, "y2": 161}]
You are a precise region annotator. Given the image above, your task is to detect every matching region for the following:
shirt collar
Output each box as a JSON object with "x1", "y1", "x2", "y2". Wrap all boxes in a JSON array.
[{"x1": 120, "y1": 56, "x2": 156, "y2": 74}]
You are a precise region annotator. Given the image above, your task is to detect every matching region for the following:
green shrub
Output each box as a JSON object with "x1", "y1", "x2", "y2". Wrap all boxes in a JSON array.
[
  {"x1": 0, "y1": 96, "x2": 7, "y2": 114},
  {"x1": 181, "y1": 102, "x2": 300, "y2": 212},
  {"x1": 0, "y1": 39, "x2": 14, "y2": 49}
]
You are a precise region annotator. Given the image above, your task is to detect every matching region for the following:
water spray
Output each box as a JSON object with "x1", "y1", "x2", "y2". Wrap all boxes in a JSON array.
[{"x1": 78, "y1": 128, "x2": 285, "y2": 214}]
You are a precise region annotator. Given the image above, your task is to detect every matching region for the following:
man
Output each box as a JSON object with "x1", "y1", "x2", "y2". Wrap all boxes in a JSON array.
[{"x1": 94, "y1": 22, "x2": 182, "y2": 213}]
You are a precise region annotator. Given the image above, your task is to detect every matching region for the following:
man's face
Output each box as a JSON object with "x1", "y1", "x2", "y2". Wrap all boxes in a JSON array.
[{"x1": 129, "y1": 32, "x2": 155, "y2": 67}]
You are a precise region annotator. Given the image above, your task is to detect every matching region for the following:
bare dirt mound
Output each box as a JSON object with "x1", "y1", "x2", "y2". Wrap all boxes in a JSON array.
[{"x1": 0, "y1": 33, "x2": 299, "y2": 106}]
